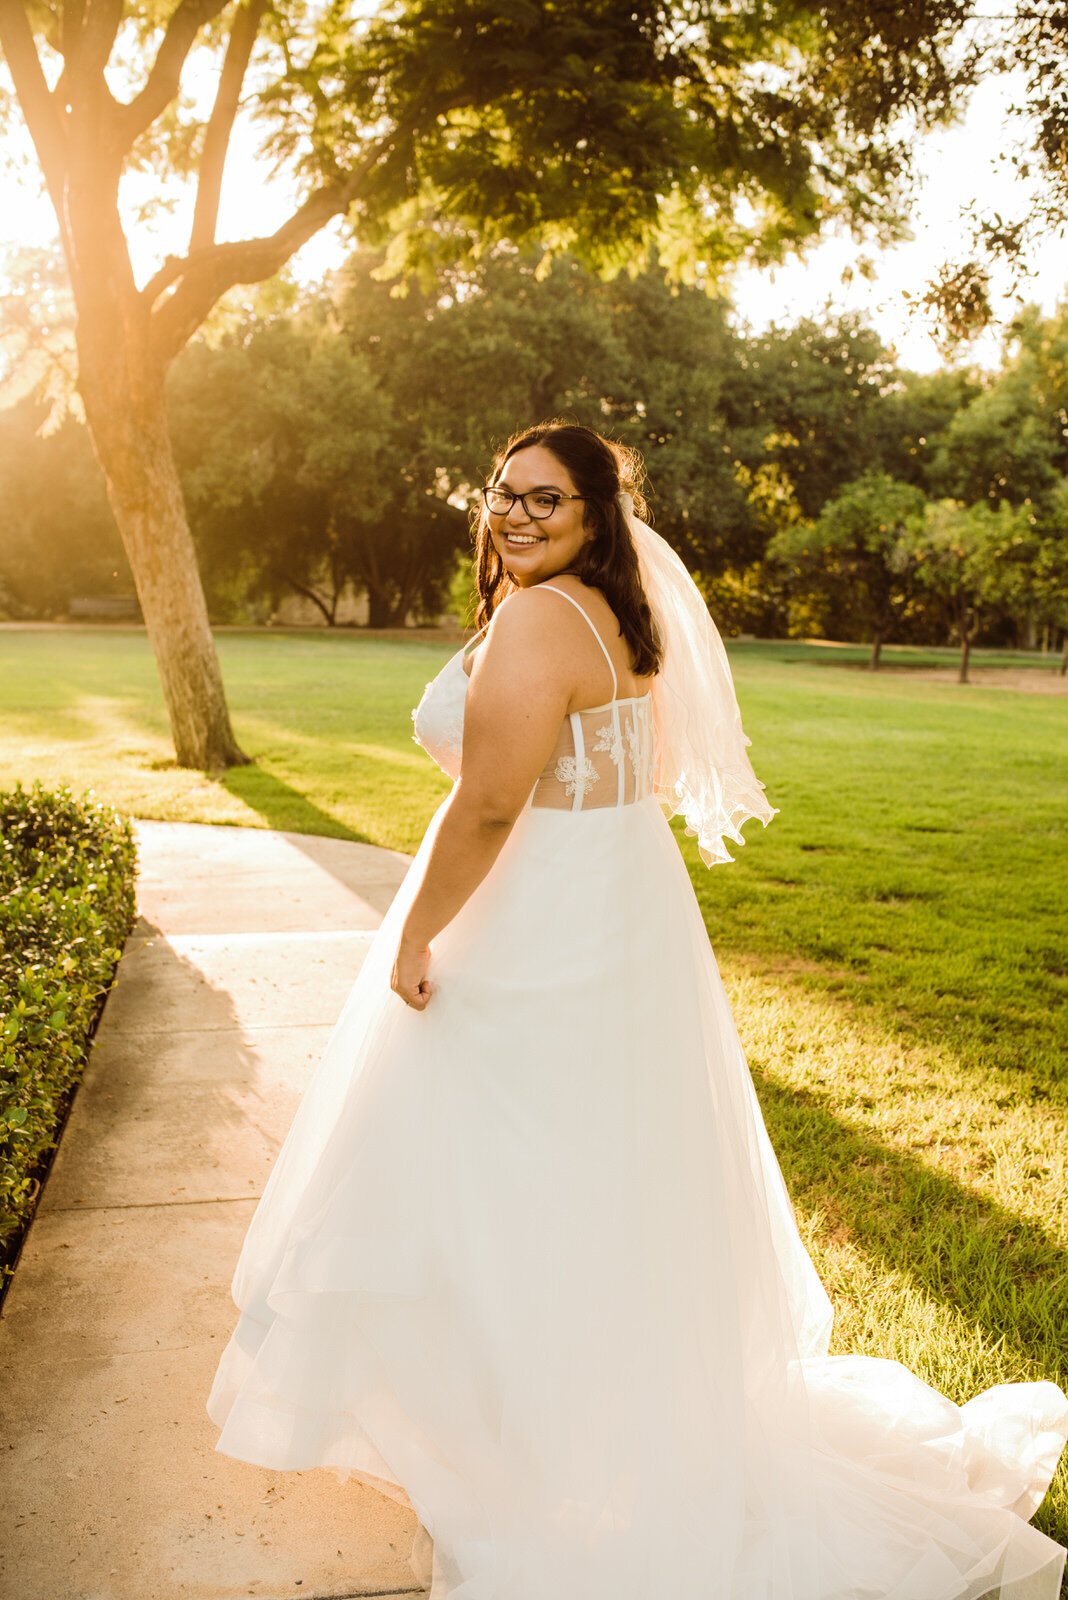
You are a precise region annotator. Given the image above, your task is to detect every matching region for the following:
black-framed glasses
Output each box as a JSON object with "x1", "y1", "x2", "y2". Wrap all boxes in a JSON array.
[{"x1": 479, "y1": 486, "x2": 586, "y2": 520}]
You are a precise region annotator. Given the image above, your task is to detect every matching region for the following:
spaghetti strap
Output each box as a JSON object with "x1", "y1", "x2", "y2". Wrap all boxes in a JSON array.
[
  {"x1": 535, "y1": 584, "x2": 618, "y2": 700},
  {"x1": 461, "y1": 621, "x2": 489, "y2": 661}
]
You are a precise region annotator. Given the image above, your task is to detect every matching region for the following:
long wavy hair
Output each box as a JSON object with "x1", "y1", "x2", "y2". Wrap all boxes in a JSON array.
[{"x1": 472, "y1": 421, "x2": 662, "y2": 678}]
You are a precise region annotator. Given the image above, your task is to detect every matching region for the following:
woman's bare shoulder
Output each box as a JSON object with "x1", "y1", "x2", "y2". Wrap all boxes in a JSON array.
[
  {"x1": 488, "y1": 582, "x2": 593, "y2": 637},
  {"x1": 463, "y1": 585, "x2": 588, "y2": 678},
  {"x1": 472, "y1": 586, "x2": 581, "y2": 676}
]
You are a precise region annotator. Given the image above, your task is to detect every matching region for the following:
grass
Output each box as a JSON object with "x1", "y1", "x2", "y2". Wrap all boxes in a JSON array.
[
  {"x1": 1, "y1": 623, "x2": 1066, "y2": 1561},
  {"x1": 735, "y1": 637, "x2": 1065, "y2": 673},
  {"x1": 689, "y1": 642, "x2": 1067, "y2": 1089},
  {"x1": 0, "y1": 627, "x2": 453, "y2": 848}
]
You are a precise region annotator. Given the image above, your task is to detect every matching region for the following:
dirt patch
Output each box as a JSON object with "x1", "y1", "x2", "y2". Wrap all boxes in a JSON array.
[
  {"x1": 720, "y1": 950, "x2": 858, "y2": 985},
  {"x1": 865, "y1": 665, "x2": 1068, "y2": 695}
]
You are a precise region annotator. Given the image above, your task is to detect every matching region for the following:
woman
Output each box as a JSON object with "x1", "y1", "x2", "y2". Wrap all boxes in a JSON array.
[{"x1": 209, "y1": 421, "x2": 1067, "y2": 1599}]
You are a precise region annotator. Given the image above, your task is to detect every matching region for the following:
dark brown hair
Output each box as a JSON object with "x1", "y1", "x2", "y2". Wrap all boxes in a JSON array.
[{"x1": 472, "y1": 420, "x2": 662, "y2": 678}]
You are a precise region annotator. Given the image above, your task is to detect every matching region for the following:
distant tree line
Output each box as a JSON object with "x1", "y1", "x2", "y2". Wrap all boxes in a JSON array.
[{"x1": 1, "y1": 250, "x2": 1066, "y2": 674}]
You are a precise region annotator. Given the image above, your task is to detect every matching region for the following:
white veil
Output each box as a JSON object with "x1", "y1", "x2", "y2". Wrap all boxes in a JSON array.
[{"x1": 619, "y1": 492, "x2": 777, "y2": 866}]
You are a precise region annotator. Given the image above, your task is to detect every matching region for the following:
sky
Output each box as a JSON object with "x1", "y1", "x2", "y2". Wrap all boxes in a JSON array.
[
  {"x1": 1, "y1": 47, "x2": 1065, "y2": 375},
  {"x1": 729, "y1": 71, "x2": 1067, "y2": 371}
]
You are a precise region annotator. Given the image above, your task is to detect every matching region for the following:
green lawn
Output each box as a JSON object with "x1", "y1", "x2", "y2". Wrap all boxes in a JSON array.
[
  {"x1": 2, "y1": 624, "x2": 1066, "y2": 1561},
  {"x1": 690, "y1": 643, "x2": 1067, "y2": 1090}
]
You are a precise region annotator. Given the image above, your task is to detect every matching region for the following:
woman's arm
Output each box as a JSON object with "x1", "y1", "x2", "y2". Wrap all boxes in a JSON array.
[{"x1": 391, "y1": 591, "x2": 576, "y2": 1010}]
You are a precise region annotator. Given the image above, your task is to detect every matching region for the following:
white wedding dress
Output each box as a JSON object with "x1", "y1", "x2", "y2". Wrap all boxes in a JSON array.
[{"x1": 208, "y1": 586, "x2": 1068, "y2": 1600}]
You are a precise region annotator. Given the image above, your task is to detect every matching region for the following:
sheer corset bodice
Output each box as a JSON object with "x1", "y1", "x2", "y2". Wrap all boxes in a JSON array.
[
  {"x1": 528, "y1": 694, "x2": 655, "y2": 809},
  {"x1": 411, "y1": 585, "x2": 657, "y2": 811}
]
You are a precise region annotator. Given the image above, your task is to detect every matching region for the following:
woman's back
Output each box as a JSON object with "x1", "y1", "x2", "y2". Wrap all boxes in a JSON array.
[
  {"x1": 463, "y1": 574, "x2": 655, "y2": 707},
  {"x1": 417, "y1": 577, "x2": 659, "y2": 811}
]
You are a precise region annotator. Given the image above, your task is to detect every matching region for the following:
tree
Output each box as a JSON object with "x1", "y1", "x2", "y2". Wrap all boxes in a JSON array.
[
  {"x1": 168, "y1": 318, "x2": 409, "y2": 623},
  {"x1": 355, "y1": 247, "x2": 749, "y2": 570},
  {"x1": 171, "y1": 250, "x2": 739, "y2": 618},
  {"x1": 0, "y1": 394, "x2": 128, "y2": 618},
  {"x1": 0, "y1": 246, "x2": 78, "y2": 420},
  {"x1": 768, "y1": 472, "x2": 926, "y2": 666},
  {"x1": 0, "y1": 0, "x2": 976, "y2": 766},
  {"x1": 914, "y1": 9, "x2": 1068, "y2": 348},
  {"x1": 932, "y1": 374, "x2": 1059, "y2": 510},
  {"x1": 1029, "y1": 484, "x2": 1068, "y2": 675},
  {"x1": 174, "y1": 251, "x2": 908, "y2": 617},
  {"x1": 909, "y1": 498, "x2": 1033, "y2": 682},
  {"x1": 724, "y1": 315, "x2": 900, "y2": 524},
  {"x1": 871, "y1": 366, "x2": 985, "y2": 494}
]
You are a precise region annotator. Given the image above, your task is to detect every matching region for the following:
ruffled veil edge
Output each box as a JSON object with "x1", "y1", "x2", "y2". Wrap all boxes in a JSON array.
[{"x1": 621, "y1": 496, "x2": 777, "y2": 866}]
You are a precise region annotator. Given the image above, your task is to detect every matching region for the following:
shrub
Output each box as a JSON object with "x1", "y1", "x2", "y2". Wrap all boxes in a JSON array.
[
  {"x1": 0, "y1": 783, "x2": 137, "y2": 1276},
  {"x1": 445, "y1": 553, "x2": 478, "y2": 629}
]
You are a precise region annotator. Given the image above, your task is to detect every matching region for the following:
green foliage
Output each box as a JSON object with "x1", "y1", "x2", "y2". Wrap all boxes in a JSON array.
[
  {"x1": 333, "y1": 0, "x2": 966, "y2": 288},
  {"x1": 0, "y1": 784, "x2": 137, "y2": 1270},
  {"x1": 445, "y1": 554, "x2": 478, "y2": 629},
  {"x1": 0, "y1": 396, "x2": 130, "y2": 620},
  {"x1": 6, "y1": 0, "x2": 977, "y2": 369},
  {"x1": 693, "y1": 562, "x2": 789, "y2": 640},
  {"x1": 910, "y1": 498, "x2": 1037, "y2": 670},
  {"x1": 725, "y1": 315, "x2": 900, "y2": 524},
  {"x1": 168, "y1": 293, "x2": 469, "y2": 626},
  {"x1": 167, "y1": 249, "x2": 913, "y2": 625},
  {"x1": 932, "y1": 382, "x2": 1060, "y2": 509},
  {"x1": 1031, "y1": 486, "x2": 1068, "y2": 643},
  {"x1": 769, "y1": 472, "x2": 926, "y2": 659},
  {"x1": 8, "y1": 225, "x2": 1066, "y2": 655},
  {"x1": 869, "y1": 367, "x2": 985, "y2": 495}
]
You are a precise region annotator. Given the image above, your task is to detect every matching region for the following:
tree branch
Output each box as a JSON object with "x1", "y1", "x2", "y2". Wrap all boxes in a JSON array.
[
  {"x1": 150, "y1": 190, "x2": 343, "y2": 361},
  {"x1": 75, "y1": 0, "x2": 125, "y2": 81},
  {"x1": 273, "y1": 567, "x2": 337, "y2": 626},
  {"x1": 149, "y1": 120, "x2": 414, "y2": 365},
  {"x1": 0, "y1": 1, "x2": 69, "y2": 194},
  {"x1": 190, "y1": 0, "x2": 267, "y2": 252},
  {"x1": 117, "y1": 0, "x2": 231, "y2": 149},
  {"x1": 59, "y1": 0, "x2": 86, "y2": 77}
]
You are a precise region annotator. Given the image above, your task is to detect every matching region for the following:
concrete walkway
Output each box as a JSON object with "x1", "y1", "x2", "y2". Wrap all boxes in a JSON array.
[{"x1": 0, "y1": 820, "x2": 431, "y2": 1600}]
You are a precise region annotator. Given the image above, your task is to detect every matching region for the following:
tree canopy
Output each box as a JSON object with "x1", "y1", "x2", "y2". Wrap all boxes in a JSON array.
[
  {"x1": 4, "y1": 251, "x2": 1066, "y2": 670},
  {"x1": 0, "y1": 0, "x2": 1000, "y2": 764},
  {"x1": 768, "y1": 472, "x2": 926, "y2": 667}
]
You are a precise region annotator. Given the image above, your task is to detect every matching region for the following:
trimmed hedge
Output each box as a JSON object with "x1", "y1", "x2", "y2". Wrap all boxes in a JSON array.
[{"x1": 1, "y1": 783, "x2": 137, "y2": 1272}]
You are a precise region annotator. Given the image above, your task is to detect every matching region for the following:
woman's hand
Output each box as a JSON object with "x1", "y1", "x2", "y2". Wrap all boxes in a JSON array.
[{"x1": 391, "y1": 936, "x2": 434, "y2": 1011}]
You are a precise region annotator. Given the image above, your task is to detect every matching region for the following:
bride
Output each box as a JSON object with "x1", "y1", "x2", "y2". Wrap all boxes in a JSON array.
[{"x1": 208, "y1": 421, "x2": 1067, "y2": 1599}]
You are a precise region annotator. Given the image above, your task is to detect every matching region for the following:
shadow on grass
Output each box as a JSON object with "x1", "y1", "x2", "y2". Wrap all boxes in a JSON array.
[
  {"x1": 219, "y1": 760, "x2": 371, "y2": 845},
  {"x1": 753, "y1": 1061, "x2": 1068, "y2": 1546},
  {"x1": 752, "y1": 1067, "x2": 1066, "y2": 1383},
  {"x1": 215, "y1": 760, "x2": 412, "y2": 916}
]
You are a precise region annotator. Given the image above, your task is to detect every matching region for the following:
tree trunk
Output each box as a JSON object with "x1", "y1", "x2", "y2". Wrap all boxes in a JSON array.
[
  {"x1": 869, "y1": 629, "x2": 882, "y2": 671},
  {"x1": 78, "y1": 341, "x2": 249, "y2": 770},
  {"x1": 1061, "y1": 633, "x2": 1067, "y2": 678},
  {"x1": 958, "y1": 631, "x2": 971, "y2": 684},
  {"x1": 366, "y1": 586, "x2": 399, "y2": 628}
]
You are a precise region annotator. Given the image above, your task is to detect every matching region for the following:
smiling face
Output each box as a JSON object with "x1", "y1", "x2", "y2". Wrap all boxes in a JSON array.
[{"x1": 486, "y1": 444, "x2": 593, "y2": 588}]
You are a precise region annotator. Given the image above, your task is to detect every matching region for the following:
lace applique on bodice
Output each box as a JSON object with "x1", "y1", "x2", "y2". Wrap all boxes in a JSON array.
[
  {"x1": 529, "y1": 694, "x2": 656, "y2": 810},
  {"x1": 554, "y1": 754, "x2": 600, "y2": 801},
  {"x1": 411, "y1": 649, "x2": 469, "y2": 781},
  {"x1": 411, "y1": 589, "x2": 657, "y2": 810}
]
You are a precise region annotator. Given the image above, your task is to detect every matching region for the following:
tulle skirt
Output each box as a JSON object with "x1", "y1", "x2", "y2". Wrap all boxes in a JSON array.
[{"x1": 207, "y1": 792, "x2": 1068, "y2": 1600}]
